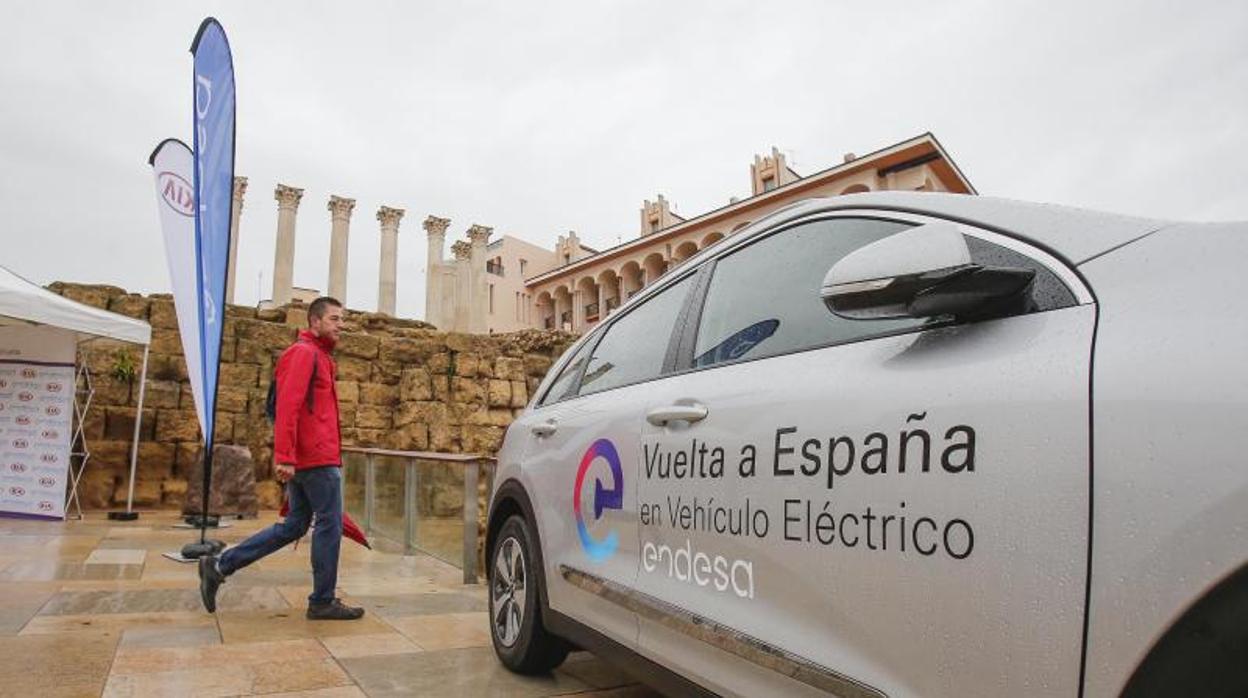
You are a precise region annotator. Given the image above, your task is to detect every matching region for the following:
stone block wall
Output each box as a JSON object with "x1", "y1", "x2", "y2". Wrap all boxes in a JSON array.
[{"x1": 45, "y1": 282, "x2": 577, "y2": 511}]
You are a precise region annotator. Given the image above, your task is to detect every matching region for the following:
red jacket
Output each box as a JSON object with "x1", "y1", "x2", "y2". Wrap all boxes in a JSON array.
[{"x1": 274, "y1": 330, "x2": 341, "y2": 469}]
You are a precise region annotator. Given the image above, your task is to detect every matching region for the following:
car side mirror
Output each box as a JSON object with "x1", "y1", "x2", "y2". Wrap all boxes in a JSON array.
[{"x1": 821, "y1": 221, "x2": 1036, "y2": 321}]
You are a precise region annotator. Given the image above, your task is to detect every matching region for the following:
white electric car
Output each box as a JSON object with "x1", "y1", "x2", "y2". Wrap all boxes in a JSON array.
[{"x1": 485, "y1": 192, "x2": 1248, "y2": 697}]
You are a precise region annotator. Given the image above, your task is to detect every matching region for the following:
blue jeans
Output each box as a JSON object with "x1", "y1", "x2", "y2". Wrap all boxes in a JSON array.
[{"x1": 218, "y1": 465, "x2": 343, "y2": 605}]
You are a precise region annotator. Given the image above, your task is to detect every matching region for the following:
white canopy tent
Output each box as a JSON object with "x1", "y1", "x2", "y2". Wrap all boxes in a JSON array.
[{"x1": 0, "y1": 264, "x2": 153, "y2": 517}]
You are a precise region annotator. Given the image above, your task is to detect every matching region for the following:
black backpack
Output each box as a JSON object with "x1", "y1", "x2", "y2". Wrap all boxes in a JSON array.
[{"x1": 264, "y1": 345, "x2": 318, "y2": 422}]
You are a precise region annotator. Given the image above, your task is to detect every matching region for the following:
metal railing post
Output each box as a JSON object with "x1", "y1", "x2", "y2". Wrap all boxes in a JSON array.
[
  {"x1": 364, "y1": 453, "x2": 376, "y2": 534},
  {"x1": 403, "y1": 459, "x2": 417, "y2": 555},
  {"x1": 462, "y1": 459, "x2": 480, "y2": 584}
]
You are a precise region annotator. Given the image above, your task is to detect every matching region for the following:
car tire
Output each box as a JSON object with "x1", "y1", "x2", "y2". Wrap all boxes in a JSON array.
[
  {"x1": 489, "y1": 514, "x2": 570, "y2": 674},
  {"x1": 1122, "y1": 565, "x2": 1248, "y2": 698}
]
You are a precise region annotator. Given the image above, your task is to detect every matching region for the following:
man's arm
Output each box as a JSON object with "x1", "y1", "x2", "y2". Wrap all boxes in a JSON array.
[{"x1": 273, "y1": 344, "x2": 315, "y2": 467}]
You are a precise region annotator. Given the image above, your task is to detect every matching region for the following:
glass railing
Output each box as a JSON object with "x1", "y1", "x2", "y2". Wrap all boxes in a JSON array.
[{"x1": 341, "y1": 447, "x2": 495, "y2": 583}]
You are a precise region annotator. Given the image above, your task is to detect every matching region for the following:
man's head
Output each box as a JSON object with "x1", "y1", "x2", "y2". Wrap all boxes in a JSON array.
[{"x1": 308, "y1": 297, "x2": 344, "y2": 344}]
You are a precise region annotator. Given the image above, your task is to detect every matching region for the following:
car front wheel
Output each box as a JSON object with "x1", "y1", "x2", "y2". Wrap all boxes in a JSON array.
[{"x1": 489, "y1": 514, "x2": 569, "y2": 673}]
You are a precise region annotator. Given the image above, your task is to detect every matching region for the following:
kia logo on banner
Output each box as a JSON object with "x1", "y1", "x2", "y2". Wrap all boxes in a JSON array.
[
  {"x1": 0, "y1": 379, "x2": 7, "y2": 388},
  {"x1": 9, "y1": 486, "x2": 25, "y2": 497},
  {"x1": 39, "y1": 453, "x2": 57, "y2": 464},
  {"x1": 40, "y1": 429, "x2": 58, "y2": 440},
  {"x1": 11, "y1": 439, "x2": 27, "y2": 449},
  {"x1": 9, "y1": 463, "x2": 26, "y2": 473},
  {"x1": 158, "y1": 171, "x2": 195, "y2": 217},
  {"x1": 45, "y1": 382, "x2": 62, "y2": 393},
  {"x1": 19, "y1": 368, "x2": 36, "y2": 379},
  {"x1": 45, "y1": 406, "x2": 60, "y2": 416},
  {"x1": 37, "y1": 501, "x2": 54, "y2": 512},
  {"x1": 18, "y1": 392, "x2": 33, "y2": 402},
  {"x1": 15, "y1": 416, "x2": 30, "y2": 426},
  {"x1": 38, "y1": 477, "x2": 56, "y2": 488}
]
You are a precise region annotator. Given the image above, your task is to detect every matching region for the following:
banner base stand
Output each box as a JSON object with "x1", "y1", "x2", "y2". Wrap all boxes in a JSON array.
[
  {"x1": 108, "y1": 511, "x2": 140, "y2": 521},
  {"x1": 180, "y1": 539, "x2": 226, "y2": 559}
]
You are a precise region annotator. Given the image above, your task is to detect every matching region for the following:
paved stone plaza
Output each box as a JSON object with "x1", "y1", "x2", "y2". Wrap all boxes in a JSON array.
[{"x1": 0, "y1": 511, "x2": 659, "y2": 697}]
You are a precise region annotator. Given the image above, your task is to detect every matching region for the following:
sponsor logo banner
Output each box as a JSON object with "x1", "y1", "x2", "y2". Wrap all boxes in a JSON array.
[{"x1": 0, "y1": 329, "x2": 73, "y2": 520}]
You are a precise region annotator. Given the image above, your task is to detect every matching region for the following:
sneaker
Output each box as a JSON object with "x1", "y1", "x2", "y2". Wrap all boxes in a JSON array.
[
  {"x1": 306, "y1": 598, "x2": 365, "y2": 621},
  {"x1": 198, "y1": 554, "x2": 225, "y2": 613}
]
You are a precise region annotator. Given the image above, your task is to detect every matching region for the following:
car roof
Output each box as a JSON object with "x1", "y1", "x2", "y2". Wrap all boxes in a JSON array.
[{"x1": 774, "y1": 191, "x2": 1170, "y2": 265}]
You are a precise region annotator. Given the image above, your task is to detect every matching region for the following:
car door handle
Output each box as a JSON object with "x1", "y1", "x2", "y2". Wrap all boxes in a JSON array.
[
  {"x1": 531, "y1": 420, "x2": 558, "y2": 437},
  {"x1": 646, "y1": 404, "x2": 708, "y2": 426}
]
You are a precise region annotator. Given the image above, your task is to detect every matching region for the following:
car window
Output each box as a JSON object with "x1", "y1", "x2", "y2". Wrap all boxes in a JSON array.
[
  {"x1": 537, "y1": 340, "x2": 594, "y2": 407},
  {"x1": 693, "y1": 217, "x2": 922, "y2": 368},
  {"x1": 578, "y1": 274, "x2": 695, "y2": 396}
]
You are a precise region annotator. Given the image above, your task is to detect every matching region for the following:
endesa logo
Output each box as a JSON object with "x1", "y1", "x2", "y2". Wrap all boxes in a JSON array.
[{"x1": 573, "y1": 439, "x2": 624, "y2": 563}]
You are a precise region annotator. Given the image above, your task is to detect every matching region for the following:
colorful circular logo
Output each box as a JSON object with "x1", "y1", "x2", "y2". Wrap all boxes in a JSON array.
[{"x1": 573, "y1": 439, "x2": 624, "y2": 563}]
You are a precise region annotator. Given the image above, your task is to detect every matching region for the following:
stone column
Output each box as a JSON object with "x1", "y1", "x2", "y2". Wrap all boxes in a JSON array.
[
  {"x1": 423, "y1": 215, "x2": 451, "y2": 328},
  {"x1": 226, "y1": 176, "x2": 247, "y2": 305},
  {"x1": 272, "y1": 184, "x2": 304, "y2": 306},
  {"x1": 572, "y1": 288, "x2": 585, "y2": 331},
  {"x1": 376, "y1": 206, "x2": 405, "y2": 316},
  {"x1": 554, "y1": 291, "x2": 569, "y2": 331},
  {"x1": 597, "y1": 284, "x2": 607, "y2": 324},
  {"x1": 466, "y1": 225, "x2": 493, "y2": 333},
  {"x1": 451, "y1": 240, "x2": 473, "y2": 332},
  {"x1": 326, "y1": 196, "x2": 356, "y2": 303}
]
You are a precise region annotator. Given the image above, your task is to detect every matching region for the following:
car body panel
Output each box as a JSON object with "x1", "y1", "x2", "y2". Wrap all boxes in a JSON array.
[
  {"x1": 632, "y1": 302, "x2": 1095, "y2": 697},
  {"x1": 505, "y1": 388, "x2": 644, "y2": 649},
  {"x1": 1078, "y1": 221, "x2": 1248, "y2": 696}
]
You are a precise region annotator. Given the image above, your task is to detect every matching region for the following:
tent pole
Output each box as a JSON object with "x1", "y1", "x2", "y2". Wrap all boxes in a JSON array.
[{"x1": 124, "y1": 345, "x2": 150, "y2": 514}]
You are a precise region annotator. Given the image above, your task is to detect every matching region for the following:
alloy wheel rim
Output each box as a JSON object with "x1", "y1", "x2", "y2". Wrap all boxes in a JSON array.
[{"x1": 492, "y1": 536, "x2": 526, "y2": 647}]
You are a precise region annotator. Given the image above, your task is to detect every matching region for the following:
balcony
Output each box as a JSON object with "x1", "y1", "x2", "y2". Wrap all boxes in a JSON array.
[
  {"x1": 584, "y1": 302, "x2": 599, "y2": 322},
  {"x1": 485, "y1": 261, "x2": 504, "y2": 276}
]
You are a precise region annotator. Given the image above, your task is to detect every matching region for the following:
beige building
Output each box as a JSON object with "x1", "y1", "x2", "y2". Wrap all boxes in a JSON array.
[
  {"x1": 426, "y1": 222, "x2": 597, "y2": 333},
  {"x1": 426, "y1": 132, "x2": 974, "y2": 334}
]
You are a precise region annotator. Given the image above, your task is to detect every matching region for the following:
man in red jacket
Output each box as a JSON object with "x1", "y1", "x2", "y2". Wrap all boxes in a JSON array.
[{"x1": 198, "y1": 297, "x2": 364, "y2": 620}]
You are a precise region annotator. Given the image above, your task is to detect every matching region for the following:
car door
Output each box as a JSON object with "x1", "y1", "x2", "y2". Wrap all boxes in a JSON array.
[
  {"x1": 513, "y1": 271, "x2": 698, "y2": 650},
  {"x1": 632, "y1": 213, "x2": 1095, "y2": 697}
]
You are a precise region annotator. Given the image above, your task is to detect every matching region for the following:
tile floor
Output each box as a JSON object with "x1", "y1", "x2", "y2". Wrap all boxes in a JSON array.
[{"x1": 0, "y1": 512, "x2": 660, "y2": 698}]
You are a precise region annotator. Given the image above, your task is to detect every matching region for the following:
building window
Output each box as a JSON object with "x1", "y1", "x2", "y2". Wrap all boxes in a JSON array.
[
  {"x1": 519, "y1": 259, "x2": 528, "y2": 275},
  {"x1": 486, "y1": 257, "x2": 504, "y2": 276},
  {"x1": 762, "y1": 176, "x2": 776, "y2": 192},
  {"x1": 488, "y1": 284, "x2": 494, "y2": 314},
  {"x1": 564, "y1": 254, "x2": 571, "y2": 265}
]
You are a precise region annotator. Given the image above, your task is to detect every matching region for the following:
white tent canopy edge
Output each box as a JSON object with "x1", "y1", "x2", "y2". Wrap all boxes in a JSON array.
[{"x1": 0, "y1": 264, "x2": 153, "y2": 516}]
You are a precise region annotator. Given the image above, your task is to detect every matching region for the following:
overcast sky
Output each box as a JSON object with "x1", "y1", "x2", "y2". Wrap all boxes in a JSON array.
[{"x1": 2, "y1": 1, "x2": 1245, "y2": 319}]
